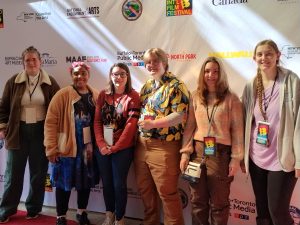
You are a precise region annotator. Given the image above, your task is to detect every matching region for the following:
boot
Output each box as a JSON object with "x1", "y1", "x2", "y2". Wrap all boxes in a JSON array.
[{"x1": 102, "y1": 211, "x2": 115, "y2": 225}]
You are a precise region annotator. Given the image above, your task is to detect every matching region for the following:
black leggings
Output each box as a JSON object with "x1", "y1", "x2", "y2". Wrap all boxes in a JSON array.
[
  {"x1": 56, "y1": 188, "x2": 90, "y2": 216},
  {"x1": 249, "y1": 159, "x2": 297, "y2": 225}
]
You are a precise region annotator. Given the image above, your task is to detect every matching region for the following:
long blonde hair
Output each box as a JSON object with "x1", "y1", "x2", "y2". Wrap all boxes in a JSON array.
[
  {"x1": 253, "y1": 39, "x2": 280, "y2": 120},
  {"x1": 196, "y1": 57, "x2": 229, "y2": 105}
]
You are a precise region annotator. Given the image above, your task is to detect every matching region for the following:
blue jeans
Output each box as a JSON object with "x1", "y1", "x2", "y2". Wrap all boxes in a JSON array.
[{"x1": 96, "y1": 147, "x2": 133, "y2": 220}]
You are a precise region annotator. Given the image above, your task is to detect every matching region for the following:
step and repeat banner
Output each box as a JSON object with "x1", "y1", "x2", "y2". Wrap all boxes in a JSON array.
[{"x1": 1, "y1": 0, "x2": 300, "y2": 224}]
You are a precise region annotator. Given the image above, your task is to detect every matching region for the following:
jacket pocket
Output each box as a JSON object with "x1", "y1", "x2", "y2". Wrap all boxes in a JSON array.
[{"x1": 57, "y1": 132, "x2": 67, "y2": 154}]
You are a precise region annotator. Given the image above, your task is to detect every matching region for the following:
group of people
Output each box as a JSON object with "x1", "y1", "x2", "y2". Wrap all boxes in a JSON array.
[{"x1": 0, "y1": 39, "x2": 299, "y2": 225}]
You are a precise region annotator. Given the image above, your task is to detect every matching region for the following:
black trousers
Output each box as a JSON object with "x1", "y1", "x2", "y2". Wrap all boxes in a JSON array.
[
  {"x1": 56, "y1": 188, "x2": 90, "y2": 216},
  {"x1": 249, "y1": 159, "x2": 297, "y2": 225}
]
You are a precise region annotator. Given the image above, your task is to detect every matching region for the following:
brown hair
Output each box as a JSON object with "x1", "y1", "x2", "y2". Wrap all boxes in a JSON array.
[
  {"x1": 143, "y1": 48, "x2": 169, "y2": 72},
  {"x1": 107, "y1": 63, "x2": 133, "y2": 94},
  {"x1": 196, "y1": 56, "x2": 229, "y2": 105},
  {"x1": 21, "y1": 46, "x2": 41, "y2": 64},
  {"x1": 253, "y1": 39, "x2": 280, "y2": 120}
]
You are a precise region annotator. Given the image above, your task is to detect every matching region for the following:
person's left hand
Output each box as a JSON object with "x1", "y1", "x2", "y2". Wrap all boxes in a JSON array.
[
  {"x1": 295, "y1": 169, "x2": 300, "y2": 178},
  {"x1": 138, "y1": 119, "x2": 154, "y2": 130},
  {"x1": 85, "y1": 143, "x2": 93, "y2": 161},
  {"x1": 228, "y1": 162, "x2": 240, "y2": 177}
]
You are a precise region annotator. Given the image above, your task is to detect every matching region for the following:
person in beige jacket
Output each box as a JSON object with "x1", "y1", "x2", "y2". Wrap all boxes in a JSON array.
[{"x1": 44, "y1": 62, "x2": 99, "y2": 225}]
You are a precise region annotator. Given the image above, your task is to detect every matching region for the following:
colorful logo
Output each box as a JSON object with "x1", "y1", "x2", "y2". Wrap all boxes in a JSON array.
[
  {"x1": 116, "y1": 50, "x2": 145, "y2": 67},
  {"x1": 0, "y1": 9, "x2": 4, "y2": 28},
  {"x1": 122, "y1": 0, "x2": 143, "y2": 21},
  {"x1": 166, "y1": 52, "x2": 197, "y2": 61},
  {"x1": 209, "y1": 50, "x2": 253, "y2": 58},
  {"x1": 166, "y1": 0, "x2": 192, "y2": 17}
]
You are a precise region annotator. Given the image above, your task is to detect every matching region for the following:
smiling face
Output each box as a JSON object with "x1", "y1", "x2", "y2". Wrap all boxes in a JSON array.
[
  {"x1": 144, "y1": 55, "x2": 166, "y2": 79},
  {"x1": 204, "y1": 61, "x2": 219, "y2": 92},
  {"x1": 71, "y1": 66, "x2": 90, "y2": 91},
  {"x1": 111, "y1": 66, "x2": 128, "y2": 91},
  {"x1": 254, "y1": 44, "x2": 280, "y2": 73},
  {"x1": 23, "y1": 52, "x2": 41, "y2": 76}
]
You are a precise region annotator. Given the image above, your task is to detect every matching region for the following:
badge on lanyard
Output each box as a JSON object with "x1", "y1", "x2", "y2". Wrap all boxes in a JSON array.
[
  {"x1": 256, "y1": 121, "x2": 270, "y2": 146},
  {"x1": 203, "y1": 136, "x2": 217, "y2": 156},
  {"x1": 104, "y1": 125, "x2": 114, "y2": 146}
]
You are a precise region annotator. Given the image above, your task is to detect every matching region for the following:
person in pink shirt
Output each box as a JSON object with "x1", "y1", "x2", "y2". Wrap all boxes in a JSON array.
[
  {"x1": 180, "y1": 56, "x2": 244, "y2": 225},
  {"x1": 242, "y1": 39, "x2": 300, "y2": 225},
  {"x1": 94, "y1": 63, "x2": 140, "y2": 225}
]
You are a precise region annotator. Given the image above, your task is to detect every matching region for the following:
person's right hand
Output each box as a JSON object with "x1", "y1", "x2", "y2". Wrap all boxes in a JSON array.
[
  {"x1": 100, "y1": 146, "x2": 112, "y2": 155},
  {"x1": 48, "y1": 155, "x2": 59, "y2": 163},
  {"x1": 180, "y1": 158, "x2": 189, "y2": 173}
]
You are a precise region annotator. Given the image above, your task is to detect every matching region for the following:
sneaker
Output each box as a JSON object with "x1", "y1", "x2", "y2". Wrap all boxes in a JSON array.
[
  {"x1": 76, "y1": 211, "x2": 90, "y2": 225},
  {"x1": 0, "y1": 216, "x2": 9, "y2": 224},
  {"x1": 56, "y1": 216, "x2": 67, "y2": 225},
  {"x1": 26, "y1": 212, "x2": 39, "y2": 219},
  {"x1": 102, "y1": 211, "x2": 115, "y2": 225}
]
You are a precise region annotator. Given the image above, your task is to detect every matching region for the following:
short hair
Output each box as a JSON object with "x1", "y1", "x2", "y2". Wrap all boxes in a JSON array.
[
  {"x1": 196, "y1": 56, "x2": 230, "y2": 104},
  {"x1": 143, "y1": 48, "x2": 169, "y2": 72},
  {"x1": 107, "y1": 63, "x2": 133, "y2": 94}
]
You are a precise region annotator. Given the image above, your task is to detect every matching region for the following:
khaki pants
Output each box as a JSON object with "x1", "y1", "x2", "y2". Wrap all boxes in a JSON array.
[
  {"x1": 134, "y1": 136, "x2": 184, "y2": 225},
  {"x1": 189, "y1": 141, "x2": 233, "y2": 225}
]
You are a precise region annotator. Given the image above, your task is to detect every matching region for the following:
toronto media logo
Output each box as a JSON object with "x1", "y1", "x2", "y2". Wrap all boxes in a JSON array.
[
  {"x1": 122, "y1": 0, "x2": 143, "y2": 21},
  {"x1": 66, "y1": 6, "x2": 100, "y2": 19},
  {"x1": 229, "y1": 198, "x2": 256, "y2": 221},
  {"x1": 280, "y1": 45, "x2": 300, "y2": 59},
  {"x1": 166, "y1": 0, "x2": 192, "y2": 17},
  {"x1": 116, "y1": 50, "x2": 145, "y2": 67},
  {"x1": 16, "y1": 11, "x2": 51, "y2": 22}
]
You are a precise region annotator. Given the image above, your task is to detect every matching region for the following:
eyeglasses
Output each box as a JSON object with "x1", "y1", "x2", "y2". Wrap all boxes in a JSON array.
[{"x1": 111, "y1": 72, "x2": 127, "y2": 78}]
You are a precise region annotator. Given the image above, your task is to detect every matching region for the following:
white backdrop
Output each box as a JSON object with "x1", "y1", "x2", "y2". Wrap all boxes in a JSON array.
[{"x1": 1, "y1": 0, "x2": 300, "y2": 224}]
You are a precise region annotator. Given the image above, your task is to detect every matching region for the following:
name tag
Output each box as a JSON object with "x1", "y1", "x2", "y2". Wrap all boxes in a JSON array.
[
  {"x1": 83, "y1": 126, "x2": 91, "y2": 144},
  {"x1": 104, "y1": 125, "x2": 114, "y2": 146},
  {"x1": 204, "y1": 136, "x2": 216, "y2": 156},
  {"x1": 256, "y1": 121, "x2": 270, "y2": 146}
]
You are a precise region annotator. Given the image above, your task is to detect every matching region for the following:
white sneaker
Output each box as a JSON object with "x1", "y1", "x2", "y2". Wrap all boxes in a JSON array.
[{"x1": 102, "y1": 211, "x2": 115, "y2": 225}]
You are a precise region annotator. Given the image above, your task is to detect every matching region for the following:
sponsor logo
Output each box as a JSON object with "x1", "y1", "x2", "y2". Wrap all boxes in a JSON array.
[
  {"x1": 0, "y1": 9, "x2": 4, "y2": 28},
  {"x1": 91, "y1": 184, "x2": 102, "y2": 193},
  {"x1": 16, "y1": 11, "x2": 51, "y2": 22},
  {"x1": 122, "y1": 0, "x2": 143, "y2": 21},
  {"x1": 179, "y1": 188, "x2": 189, "y2": 209},
  {"x1": 66, "y1": 6, "x2": 100, "y2": 19},
  {"x1": 212, "y1": 0, "x2": 248, "y2": 6},
  {"x1": 280, "y1": 45, "x2": 300, "y2": 59},
  {"x1": 116, "y1": 50, "x2": 145, "y2": 67},
  {"x1": 229, "y1": 198, "x2": 256, "y2": 220},
  {"x1": 5, "y1": 53, "x2": 57, "y2": 66},
  {"x1": 66, "y1": 56, "x2": 107, "y2": 63},
  {"x1": 290, "y1": 205, "x2": 300, "y2": 225},
  {"x1": 167, "y1": 52, "x2": 197, "y2": 61},
  {"x1": 209, "y1": 50, "x2": 253, "y2": 58},
  {"x1": 166, "y1": 0, "x2": 193, "y2": 17},
  {"x1": 41, "y1": 53, "x2": 58, "y2": 66}
]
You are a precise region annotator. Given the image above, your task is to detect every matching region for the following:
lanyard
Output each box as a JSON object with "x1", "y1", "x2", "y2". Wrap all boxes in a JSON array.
[
  {"x1": 113, "y1": 94, "x2": 124, "y2": 114},
  {"x1": 27, "y1": 74, "x2": 40, "y2": 102},
  {"x1": 205, "y1": 104, "x2": 218, "y2": 136},
  {"x1": 261, "y1": 74, "x2": 278, "y2": 121}
]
